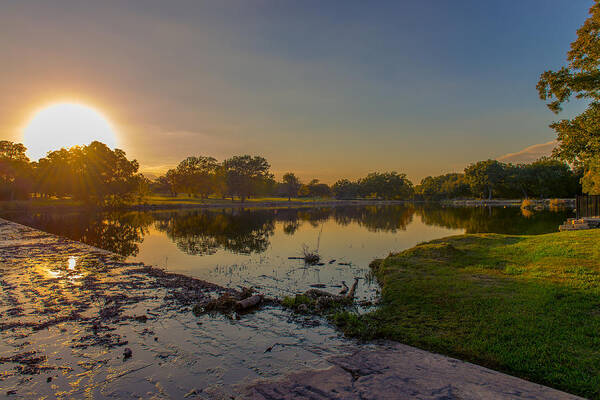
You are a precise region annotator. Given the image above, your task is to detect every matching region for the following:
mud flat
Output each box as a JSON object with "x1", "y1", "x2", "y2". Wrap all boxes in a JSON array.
[{"x1": 0, "y1": 218, "x2": 353, "y2": 399}]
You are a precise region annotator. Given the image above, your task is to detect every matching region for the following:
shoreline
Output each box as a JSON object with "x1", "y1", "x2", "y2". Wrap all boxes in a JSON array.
[
  {"x1": 0, "y1": 217, "x2": 584, "y2": 399},
  {"x1": 331, "y1": 230, "x2": 600, "y2": 399},
  {"x1": 0, "y1": 197, "x2": 576, "y2": 213}
]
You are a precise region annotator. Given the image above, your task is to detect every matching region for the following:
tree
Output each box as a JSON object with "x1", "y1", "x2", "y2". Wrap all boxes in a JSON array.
[
  {"x1": 150, "y1": 174, "x2": 175, "y2": 196},
  {"x1": 35, "y1": 141, "x2": 142, "y2": 205},
  {"x1": 464, "y1": 160, "x2": 506, "y2": 200},
  {"x1": 358, "y1": 172, "x2": 414, "y2": 200},
  {"x1": 537, "y1": 1, "x2": 600, "y2": 169},
  {"x1": 527, "y1": 158, "x2": 580, "y2": 198},
  {"x1": 332, "y1": 178, "x2": 360, "y2": 199},
  {"x1": 299, "y1": 179, "x2": 332, "y2": 198},
  {"x1": 0, "y1": 141, "x2": 31, "y2": 200},
  {"x1": 222, "y1": 155, "x2": 272, "y2": 202},
  {"x1": 581, "y1": 156, "x2": 600, "y2": 194},
  {"x1": 281, "y1": 172, "x2": 301, "y2": 201},
  {"x1": 416, "y1": 173, "x2": 471, "y2": 200},
  {"x1": 173, "y1": 156, "x2": 218, "y2": 198}
]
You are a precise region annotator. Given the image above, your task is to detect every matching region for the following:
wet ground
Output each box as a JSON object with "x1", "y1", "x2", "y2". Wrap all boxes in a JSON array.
[
  {"x1": 0, "y1": 207, "x2": 582, "y2": 399},
  {"x1": 0, "y1": 219, "x2": 356, "y2": 399}
]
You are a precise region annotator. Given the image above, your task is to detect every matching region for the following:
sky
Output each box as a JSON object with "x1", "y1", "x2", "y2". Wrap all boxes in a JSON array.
[{"x1": 0, "y1": 0, "x2": 594, "y2": 183}]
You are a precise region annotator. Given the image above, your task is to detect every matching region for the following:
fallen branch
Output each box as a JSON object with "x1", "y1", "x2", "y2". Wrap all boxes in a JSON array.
[{"x1": 236, "y1": 294, "x2": 263, "y2": 311}]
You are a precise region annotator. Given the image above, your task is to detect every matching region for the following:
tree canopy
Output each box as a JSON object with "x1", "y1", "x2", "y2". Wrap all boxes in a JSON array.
[
  {"x1": 0, "y1": 141, "x2": 31, "y2": 200},
  {"x1": 222, "y1": 155, "x2": 273, "y2": 202},
  {"x1": 537, "y1": 1, "x2": 600, "y2": 191}
]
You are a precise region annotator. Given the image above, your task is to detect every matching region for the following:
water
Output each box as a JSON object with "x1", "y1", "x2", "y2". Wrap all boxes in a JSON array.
[
  {"x1": 0, "y1": 204, "x2": 573, "y2": 396},
  {"x1": 1, "y1": 205, "x2": 572, "y2": 301}
]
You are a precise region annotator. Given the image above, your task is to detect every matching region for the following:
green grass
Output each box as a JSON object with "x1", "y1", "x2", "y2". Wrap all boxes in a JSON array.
[
  {"x1": 0, "y1": 198, "x2": 85, "y2": 211},
  {"x1": 334, "y1": 230, "x2": 600, "y2": 398},
  {"x1": 0, "y1": 196, "x2": 341, "y2": 212},
  {"x1": 144, "y1": 195, "x2": 330, "y2": 205}
]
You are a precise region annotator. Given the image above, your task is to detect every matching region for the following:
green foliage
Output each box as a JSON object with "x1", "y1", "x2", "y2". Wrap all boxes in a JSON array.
[
  {"x1": 416, "y1": 173, "x2": 471, "y2": 200},
  {"x1": 582, "y1": 156, "x2": 600, "y2": 194},
  {"x1": 332, "y1": 178, "x2": 361, "y2": 199},
  {"x1": 34, "y1": 141, "x2": 143, "y2": 205},
  {"x1": 358, "y1": 171, "x2": 414, "y2": 200},
  {"x1": 464, "y1": 159, "x2": 506, "y2": 200},
  {"x1": 281, "y1": 293, "x2": 353, "y2": 315},
  {"x1": 298, "y1": 179, "x2": 332, "y2": 198},
  {"x1": 282, "y1": 172, "x2": 302, "y2": 200},
  {"x1": 223, "y1": 155, "x2": 273, "y2": 202},
  {"x1": 334, "y1": 231, "x2": 600, "y2": 398},
  {"x1": 0, "y1": 141, "x2": 32, "y2": 200},
  {"x1": 537, "y1": 1, "x2": 600, "y2": 168},
  {"x1": 172, "y1": 156, "x2": 218, "y2": 198}
]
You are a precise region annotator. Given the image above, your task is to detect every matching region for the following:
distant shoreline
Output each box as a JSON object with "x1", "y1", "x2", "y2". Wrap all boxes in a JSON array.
[{"x1": 0, "y1": 197, "x2": 576, "y2": 212}]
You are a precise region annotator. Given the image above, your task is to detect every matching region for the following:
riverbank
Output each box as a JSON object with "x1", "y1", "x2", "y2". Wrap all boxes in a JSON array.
[
  {"x1": 0, "y1": 196, "x2": 576, "y2": 214},
  {"x1": 333, "y1": 230, "x2": 600, "y2": 399},
  {"x1": 444, "y1": 198, "x2": 575, "y2": 208},
  {"x1": 0, "y1": 219, "x2": 584, "y2": 399},
  {"x1": 0, "y1": 197, "x2": 413, "y2": 213}
]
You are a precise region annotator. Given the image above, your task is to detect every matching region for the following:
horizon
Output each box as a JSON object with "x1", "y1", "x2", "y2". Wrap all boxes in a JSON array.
[{"x1": 1, "y1": 1, "x2": 593, "y2": 183}]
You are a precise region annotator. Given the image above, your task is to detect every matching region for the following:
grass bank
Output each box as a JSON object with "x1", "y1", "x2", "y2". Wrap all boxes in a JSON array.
[{"x1": 334, "y1": 230, "x2": 600, "y2": 398}]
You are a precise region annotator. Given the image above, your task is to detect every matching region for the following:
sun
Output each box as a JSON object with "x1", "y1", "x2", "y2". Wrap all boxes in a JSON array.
[{"x1": 22, "y1": 102, "x2": 118, "y2": 160}]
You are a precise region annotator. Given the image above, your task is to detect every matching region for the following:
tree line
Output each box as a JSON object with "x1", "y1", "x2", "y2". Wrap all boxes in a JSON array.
[
  {"x1": 151, "y1": 157, "x2": 415, "y2": 201},
  {"x1": 416, "y1": 158, "x2": 581, "y2": 201},
  {"x1": 0, "y1": 139, "x2": 584, "y2": 203},
  {"x1": 135, "y1": 153, "x2": 584, "y2": 201},
  {"x1": 0, "y1": 140, "x2": 146, "y2": 205}
]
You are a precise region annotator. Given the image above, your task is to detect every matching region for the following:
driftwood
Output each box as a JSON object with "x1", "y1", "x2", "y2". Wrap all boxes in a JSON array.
[
  {"x1": 303, "y1": 277, "x2": 360, "y2": 301},
  {"x1": 196, "y1": 287, "x2": 266, "y2": 315},
  {"x1": 235, "y1": 294, "x2": 263, "y2": 311},
  {"x1": 346, "y1": 277, "x2": 359, "y2": 299},
  {"x1": 339, "y1": 281, "x2": 349, "y2": 295}
]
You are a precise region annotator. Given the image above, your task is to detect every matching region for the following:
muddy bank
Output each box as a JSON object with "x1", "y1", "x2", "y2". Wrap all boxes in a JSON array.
[{"x1": 0, "y1": 218, "x2": 353, "y2": 399}]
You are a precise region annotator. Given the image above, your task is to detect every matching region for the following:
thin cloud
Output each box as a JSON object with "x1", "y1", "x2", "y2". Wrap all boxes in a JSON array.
[{"x1": 497, "y1": 140, "x2": 558, "y2": 164}]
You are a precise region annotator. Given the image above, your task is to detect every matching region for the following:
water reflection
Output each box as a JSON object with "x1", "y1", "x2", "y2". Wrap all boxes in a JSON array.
[
  {"x1": 415, "y1": 206, "x2": 571, "y2": 235},
  {"x1": 154, "y1": 209, "x2": 275, "y2": 255},
  {"x1": 1, "y1": 205, "x2": 573, "y2": 258}
]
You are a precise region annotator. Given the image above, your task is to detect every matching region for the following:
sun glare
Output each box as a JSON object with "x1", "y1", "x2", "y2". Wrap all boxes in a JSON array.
[{"x1": 22, "y1": 102, "x2": 118, "y2": 160}]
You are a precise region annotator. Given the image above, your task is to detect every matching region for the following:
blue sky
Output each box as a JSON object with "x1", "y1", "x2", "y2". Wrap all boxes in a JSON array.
[{"x1": 1, "y1": 0, "x2": 593, "y2": 182}]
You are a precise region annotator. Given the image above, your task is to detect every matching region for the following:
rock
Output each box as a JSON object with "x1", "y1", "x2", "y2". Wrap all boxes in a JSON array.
[
  {"x1": 123, "y1": 348, "x2": 132, "y2": 359},
  {"x1": 297, "y1": 304, "x2": 309, "y2": 313}
]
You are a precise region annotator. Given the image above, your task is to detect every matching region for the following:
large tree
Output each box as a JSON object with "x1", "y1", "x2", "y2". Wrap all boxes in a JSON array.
[
  {"x1": 358, "y1": 171, "x2": 414, "y2": 200},
  {"x1": 35, "y1": 141, "x2": 143, "y2": 205},
  {"x1": 173, "y1": 156, "x2": 218, "y2": 198},
  {"x1": 464, "y1": 160, "x2": 507, "y2": 200},
  {"x1": 222, "y1": 155, "x2": 272, "y2": 202},
  {"x1": 537, "y1": 1, "x2": 600, "y2": 190},
  {"x1": 332, "y1": 178, "x2": 361, "y2": 199},
  {"x1": 281, "y1": 172, "x2": 301, "y2": 201}
]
